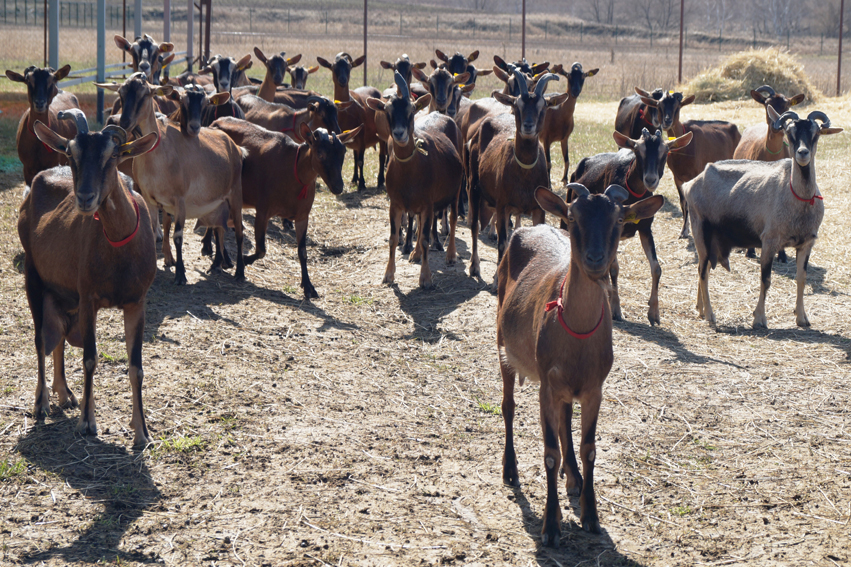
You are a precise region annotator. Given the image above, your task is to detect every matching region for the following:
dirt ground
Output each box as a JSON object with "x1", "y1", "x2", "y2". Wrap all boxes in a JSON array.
[{"x1": 0, "y1": 99, "x2": 850, "y2": 567}]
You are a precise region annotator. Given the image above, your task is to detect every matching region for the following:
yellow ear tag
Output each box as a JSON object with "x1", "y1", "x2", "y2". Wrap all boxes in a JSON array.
[
  {"x1": 415, "y1": 138, "x2": 428, "y2": 156},
  {"x1": 624, "y1": 211, "x2": 640, "y2": 224},
  {"x1": 334, "y1": 100, "x2": 341, "y2": 104},
  {"x1": 668, "y1": 137, "x2": 677, "y2": 141}
]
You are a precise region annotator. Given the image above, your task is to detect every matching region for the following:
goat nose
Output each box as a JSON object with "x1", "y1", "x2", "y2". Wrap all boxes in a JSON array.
[
  {"x1": 77, "y1": 193, "x2": 97, "y2": 211},
  {"x1": 585, "y1": 251, "x2": 604, "y2": 265}
]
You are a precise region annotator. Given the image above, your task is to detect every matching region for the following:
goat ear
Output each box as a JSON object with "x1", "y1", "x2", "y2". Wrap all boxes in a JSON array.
[
  {"x1": 453, "y1": 72, "x2": 470, "y2": 84},
  {"x1": 298, "y1": 122, "x2": 314, "y2": 145},
  {"x1": 338, "y1": 125, "x2": 363, "y2": 146},
  {"x1": 414, "y1": 93, "x2": 432, "y2": 111},
  {"x1": 613, "y1": 131, "x2": 636, "y2": 149},
  {"x1": 287, "y1": 54, "x2": 302, "y2": 65},
  {"x1": 534, "y1": 186, "x2": 569, "y2": 223},
  {"x1": 789, "y1": 93, "x2": 805, "y2": 106},
  {"x1": 531, "y1": 62, "x2": 550, "y2": 74},
  {"x1": 585, "y1": 68, "x2": 599, "y2": 77},
  {"x1": 380, "y1": 61, "x2": 394, "y2": 70},
  {"x1": 253, "y1": 47, "x2": 268, "y2": 65},
  {"x1": 209, "y1": 92, "x2": 230, "y2": 106},
  {"x1": 461, "y1": 83, "x2": 476, "y2": 94},
  {"x1": 235, "y1": 54, "x2": 252, "y2": 71},
  {"x1": 634, "y1": 86, "x2": 653, "y2": 97},
  {"x1": 667, "y1": 130, "x2": 693, "y2": 151},
  {"x1": 33, "y1": 121, "x2": 71, "y2": 155},
  {"x1": 5, "y1": 70, "x2": 26, "y2": 83},
  {"x1": 307, "y1": 65, "x2": 319, "y2": 74},
  {"x1": 412, "y1": 67, "x2": 428, "y2": 82},
  {"x1": 365, "y1": 97, "x2": 385, "y2": 112},
  {"x1": 317, "y1": 56, "x2": 332, "y2": 69},
  {"x1": 351, "y1": 55, "x2": 366, "y2": 68},
  {"x1": 820, "y1": 126, "x2": 844, "y2": 136},
  {"x1": 547, "y1": 93, "x2": 570, "y2": 107},
  {"x1": 766, "y1": 105, "x2": 781, "y2": 125},
  {"x1": 623, "y1": 194, "x2": 664, "y2": 223},
  {"x1": 414, "y1": 62, "x2": 427, "y2": 69},
  {"x1": 335, "y1": 100, "x2": 354, "y2": 110},
  {"x1": 493, "y1": 55, "x2": 508, "y2": 71},
  {"x1": 95, "y1": 82, "x2": 121, "y2": 92},
  {"x1": 467, "y1": 50, "x2": 479, "y2": 62},
  {"x1": 435, "y1": 49, "x2": 449, "y2": 62},
  {"x1": 430, "y1": 59, "x2": 438, "y2": 69},
  {"x1": 199, "y1": 66, "x2": 213, "y2": 75},
  {"x1": 117, "y1": 131, "x2": 159, "y2": 162},
  {"x1": 476, "y1": 68, "x2": 492, "y2": 77},
  {"x1": 161, "y1": 53, "x2": 175, "y2": 67},
  {"x1": 114, "y1": 35, "x2": 132, "y2": 52},
  {"x1": 159, "y1": 42, "x2": 174, "y2": 53},
  {"x1": 680, "y1": 94, "x2": 695, "y2": 106},
  {"x1": 493, "y1": 66, "x2": 510, "y2": 83},
  {"x1": 639, "y1": 96, "x2": 659, "y2": 107},
  {"x1": 155, "y1": 85, "x2": 174, "y2": 97},
  {"x1": 750, "y1": 90, "x2": 768, "y2": 104},
  {"x1": 493, "y1": 92, "x2": 515, "y2": 107},
  {"x1": 53, "y1": 65, "x2": 72, "y2": 81}
]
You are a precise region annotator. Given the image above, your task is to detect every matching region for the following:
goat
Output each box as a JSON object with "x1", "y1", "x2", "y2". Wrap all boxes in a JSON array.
[
  {"x1": 734, "y1": 85, "x2": 805, "y2": 262},
  {"x1": 638, "y1": 89, "x2": 741, "y2": 238},
  {"x1": 466, "y1": 71, "x2": 568, "y2": 284},
  {"x1": 366, "y1": 72, "x2": 463, "y2": 289},
  {"x1": 614, "y1": 87, "x2": 664, "y2": 140},
  {"x1": 412, "y1": 67, "x2": 468, "y2": 115},
  {"x1": 434, "y1": 49, "x2": 492, "y2": 89},
  {"x1": 288, "y1": 64, "x2": 319, "y2": 90},
  {"x1": 197, "y1": 53, "x2": 252, "y2": 122},
  {"x1": 5, "y1": 65, "x2": 79, "y2": 186},
  {"x1": 498, "y1": 183, "x2": 663, "y2": 543},
  {"x1": 212, "y1": 118, "x2": 361, "y2": 298},
  {"x1": 541, "y1": 62, "x2": 598, "y2": 185},
  {"x1": 317, "y1": 52, "x2": 387, "y2": 191},
  {"x1": 380, "y1": 55, "x2": 428, "y2": 99},
  {"x1": 232, "y1": 48, "x2": 301, "y2": 102},
  {"x1": 236, "y1": 95, "x2": 343, "y2": 139},
  {"x1": 114, "y1": 33, "x2": 174, "y2": 83},
  {"x1": 22, "y1": 108, "x2": 158, "y2": 447},
  {"x1": 98, "y1": 74, "x2": 245, "y2": 285},
  {"x1": 684, "y1": 108, "x2": 841, "y2": 329},
  {"x1": 569, "y1": 128, "x2": 693, "y2": 324}
]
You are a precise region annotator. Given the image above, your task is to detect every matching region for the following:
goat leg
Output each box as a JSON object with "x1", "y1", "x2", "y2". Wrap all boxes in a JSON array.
[
  {"x1": 676, "y1": 179, "x2": 690, "y2": 239},
  {"x1": 350, "y1": 149, "x2": 360, "y2": 185},
  {"x1": 42, "y1": 293, "x2": 77, "y2": 409},
  {"x1": 231, "y1": 198, "x2": 245, "y2": 282},
  {"x1": 494, "y1": 207, "x2": 509, "y2": 289},
  {"x1": 499, "y1": 348, "x2": 519, "y2": 487},
  {"x1": 560, "y1": 401, "x2": 583, "y2": 496},
  {"x1": 403, "y1": 213, "x2": 415, "y2": 257},
  {"x1": 245, "y1": 212, "x2": 268, "y2": 266},
  {"x1": 468, "y1": 184, "x2": 481, "y2": 278},
  {"x1": 639, "y1": 226, "x2": 662, "y2": 325},
  {"x1": 52, "y1": 342, "x2": 77, "y2": 409},
  {"x1": 76, "y1": 305, "x2": 98, "y2": 437},
  {"x1": 172, "y1": 203, "x2": 188, "y2": 285},
  {"x1": 579, "y1": 391, "x2": 602, "y2": 534},
  {"x1": 209, "y1": 228, "x2": 225, "y2": 272},
  {"x1": 357, "y1": 152, "x2": 367, "y2": 192},
  {"x1": 560, "y1": 137, "x2": 570, "y2": 185},
  {"x1": 794, "y1": 243, "x2": 814, "y2": 328},
  {"x1": 377, "y1": 141, "x2": 387, "y2": 188},
  {"x1": 218, "y1": 227, "x2": 234, "y2": 270},
  {"x1": 162, "y1": 213, "x2": 175, "y2": 267},
  {"x1": 539, "y1": 395, "x2": 564, "y2": 548},
  {"x1": 417, "y1": 210, "x2": 435, "y2": 290},
  {"x1": 383, "y1": 207, "x2": 402, "y2": 285},
  {"x1": 296, "y1": 218, "x2": 317, "y2": 299},
  {"x1": 200, "y1": 227, "x2": 214, "y2": 257},
  {"x1": 431, "y1": 212, "x2": 444, "y2": 253},
  {"x1": 124, "y1": 301, "x2": 151, "y2": 448},
  {"x1": 445, "y1": 195, "x2": 458, "y2": 265},
  {"x1": 26, "y1": 264, "x2": 50, "y2": 420},
  {"x1": 753, "y1": 244, "x2": 775, "y2": 329}
]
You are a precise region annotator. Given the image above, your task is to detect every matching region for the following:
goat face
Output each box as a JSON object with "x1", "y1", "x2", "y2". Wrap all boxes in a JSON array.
[
  {"x1": 366, "y1": 73, "x2": 431, "y2": 146},
  {"x1": 115, "y1": 34, "x2": 174, "y2": 83},
  {"x1": 494, "y1": 72, "x2": 566, "y2": 139},
  {"x1": 643, "y1": 90, "x2": 695, "y2": 131},
  {"x1": 615, "y1": 128, "x2": 693, "y2": 191},
  {"x1": 306, "y1": 97, "x2": 341, "y2": 135},
  {"x1": 751, "y1": 86, "x2": 805, "y2": 128},
  {"x1": 179, "y1": 85, "x2": 229, "y2": 136},
  {"x1": 299, "y1": 124, "x2": 362, "y2": 195},
  {"x1": 554, "y1": 62, "x2": 599, "y2": 99},
  {"x1": 380, "y1": 55, "x2": 426, "y2": 87},
  {"x1": 100, "y1": 73, "x2": 173, "y2": 134},
  {"x1": 289, "y1": 65, "x2": 318, "y2": 90},
  {"x1": 5, "y1": 65, "x2": 70, "y2": 114},
  {"x1": 771, "y1": 109, "x2": 843, "y2": 168},
  {"x1": 255, "y1": 48, "x2": 298, "y2": 87},
  {"x1": 436, "y1": 49, "x2": 477, "y2": 76},
  {"x1": 317, "y1": 53, "x2": 365, "y2": 90}
]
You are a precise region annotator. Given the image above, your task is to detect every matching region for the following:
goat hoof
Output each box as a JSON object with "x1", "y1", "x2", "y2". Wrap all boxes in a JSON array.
[
  {"x1": 745, "y1": 248, "x2": 757, "y2": 259},
  {"x1": 382, "y1": 273, "x2": 395, "y2": 285},
  {"x1": 752, "y1": 317, "x2": 767, "y2": 329},
  {"x1": 409, "y1": 253, "x2": 422, "y2": 264},
  {"x1": 75, "y1": 417, "x2": 97, "y2": 437},
  {"x1": 358, "y1": 182, "x2": 367, "y2": 192},
  {"x1": 174, "y1": 273, "x2": 188, "y2": 285},
  {"x1": 133, "y1": 433, "x2": 152, "y2": 450},
  {"x1": 679, "y1": 230, "x2": 690, "y2": 240},
  {"x1": 611, "y1": 310, "x2": 623, "y2": 322},
  {"x1": 200, "y1": 245, "x2": 213, "y2": 257},
  {"x1": 777, "y1": 250, "x2": 788, "y2": 263},
  {"x1": 647, "y1": 311, "x2": 660, "y2": 326},
  {"x1": 163, "y1": 258, "x2": 176, "y2": 268},
  {"x1": 303, "y1": 285, "x2": 319, "y2": 300},
  {"x1": 33, "y1": 399, "x2": 50, "y2": 421},
  {"x1": 420, "y1": 280, "x2": 435, "y2": 290},
  {"x1": 541, "y1": 523, "x2": 561, "y2": 548},
  {"x1": 282, "y1": 219, "x2": 294, "y2": 232},
  {"x1": 581, "y1": 516, "x2": 601, "y2": 535},
  {"x1": 57, "y1": 389, "x2": 79, "y2": 409}
]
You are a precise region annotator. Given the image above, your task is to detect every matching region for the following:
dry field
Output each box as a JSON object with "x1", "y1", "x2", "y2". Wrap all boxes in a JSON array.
[{"x1": 1, "y1": 59, "x2": 851, "y2": 566}]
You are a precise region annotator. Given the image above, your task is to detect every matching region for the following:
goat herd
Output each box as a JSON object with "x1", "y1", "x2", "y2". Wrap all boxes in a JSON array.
[{"x1": 4, "y1": 34, "x2": 843, "y2": 545}]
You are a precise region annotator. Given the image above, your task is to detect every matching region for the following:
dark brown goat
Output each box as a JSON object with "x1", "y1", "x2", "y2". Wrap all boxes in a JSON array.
[
  {"x1": 236, "y1": 95, "x2": 345, "y2": 141},
  {"x1": 638, "y1": 89, "x2": 741, "y2": 238},
  {"x1": 569, "y1": 128, "x2": 692, "y2": 324},
  {"x1": 288, "y1": 64, "x2": 319, "y2": 90},
  {"x1": 5, "y1": 65, "x2": 79, "y2": 186},
  {"x1": 235, "y1": 47, "x2": 301, "y2": 102},
  {"x1": 22, "y1": 109, "x2": 158, "y2": 447},
  {"x1": 614, "y1": 87, "x2": 664, "y2": 140},
  {"x1": 318, "y1": 52, "x2": 386, "y2": 190},
  {"x1": 212, "y1": 118, "x2": 361, "y2": 298},
  {"x1": 114, "y1": 33, "x2": 174, "y2": 83},
  {"x1": 466, "y1": 70, "x2": 568, "y2": 284},
  {"x1": 196, "y1": 53, "x2": 251, "y2": 122},
  {"x1": 434, "y1": 49, "x2": 493, "y2": 89},
  {"x1": 366, "y1": 72, "x2": 464, "y2": 289},
  {"x1": 498, "y1": 183, "x2": 663, "y2": 544},
  {"x1": 540, "y1": 62, "x2": 598, "y2": 185}
]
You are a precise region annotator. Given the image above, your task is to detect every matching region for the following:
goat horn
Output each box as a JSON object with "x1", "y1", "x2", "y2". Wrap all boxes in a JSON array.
[
  {"x1": 58, "y1": 109, "x2": 89, "y2": 135},
  {"x1": 512, "y1": 69, "x2": 529, "y2": 95},
  {"x1": 755, "y1": 85, "x2": 775, "y2": 97},
  {"x1": 534, "y1": 73, "x2": 558, "y2": 98},
  {"x1": 773, "y1": 110, "x2": 799, "y2": 131},
  {"x1": 567, "y1": 183, "x2": 590, "y2": 199},
  {"x1": 571, "y1": 62, "x2": 582, "y2": 71},
  {"x1": 102, "y1": 124, "x2": 127, "y2": 146},
  {"x1": 605, "y1": 184, "x2": 629, "y2": 204},
  {"x1": 306, "y1": 95, "x2": 325, "y2": 104},
  {"x1": 807, "y1": 111, "x2": 831, "y2": 128},
  {"x1": 394, "y1": 71, "x2": 410, "y2": 99}
]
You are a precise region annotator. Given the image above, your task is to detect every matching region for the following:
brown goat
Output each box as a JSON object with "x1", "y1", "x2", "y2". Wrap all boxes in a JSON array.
[
  {"x1": 498, "y1": 183, "x2": 663, "y2": 543},
  {"x1": 288, "y1": 64, "x2": 320, "y2": 90},
  {"x1": 236, "y1": 95, "x2": 346, "y2": 141},
  {"x1": 614, "y1": 87, "x2": 664, "y2": 140},
  {"x1": 434, "y1": 49, "x2": 493, "y2": 89},
  {"x1": 466, "y1": 71, "x2": 568, "y2": 284},
  {"x1": 540, "y1": 62, "x2": 599, "y2": 185},
  {"x1": 212, "y1": 118, "x2": 361, "y2": 298},
  {"x1": 22, "y1": 109, "x2": 158, "y2": 447},
  {"x1": 5, "y1": 65, "x2": 79, "y2": 186},
  {"x1": 318, "y1": 52, "x2": 387, "y2": 190},
  {"x1": 114, "y1": 33, "x2": 174, "y2": 83},
  {"x1": 251, "y1": 48, "x2": 301, "y2": 102},
  {"x1": 98, "y1": 74, "x2": 245, "y2": 285},
  {"x1": 638, "y1": 89, "x2": 741, "y2": 238},
  {"x1": 366, "y1": 72, "x2": 463, "y2": 289}
]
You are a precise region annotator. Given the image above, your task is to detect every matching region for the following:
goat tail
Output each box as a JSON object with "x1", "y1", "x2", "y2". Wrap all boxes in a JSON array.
[
  {"x1": 239, "y1": 146, "x2": 249, "y2": 160},
  {"x1": 22, "y1": 185, "x2": 31, "y2": 201}
]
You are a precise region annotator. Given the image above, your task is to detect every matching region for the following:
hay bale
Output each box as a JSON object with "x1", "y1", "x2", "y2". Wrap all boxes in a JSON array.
[{"x1": 685, "y1": 48, "x2": 821, "y2": 103}]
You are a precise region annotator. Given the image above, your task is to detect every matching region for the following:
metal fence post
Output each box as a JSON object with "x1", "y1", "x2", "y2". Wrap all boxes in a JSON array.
[
  {"x1": 48, "y1": 0, "x2": 58, "y2": 68},
  {"x1": 134, "y1": 0, "x2": 140, "y2": 37},
  {"x1": 186, "y1": 0, "x2": 193, "y2": 72},
  {"x1": 97, "y1": 0, "x2": 105, "y2": 124}
]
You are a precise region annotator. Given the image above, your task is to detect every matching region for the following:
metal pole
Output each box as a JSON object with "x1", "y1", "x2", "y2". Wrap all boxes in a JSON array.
[
  {"x1": 203, "y1": 0, "x2": 210, "y2": 61},
  {"x1": 521, "y1": 0, "x2": 526, "y2": 59},
  {"x1": 43, "y1": 0, "x2": 47, "y2": 65},
  {"x1": 678, "y1": 0, "x2": 684, "y2": 84},
  {"x1": 185, "y1": 0, "x2": 193, "y2": 71},
  {"x1": 840, "y1": 0, "x2": 845, "y2": 96},
  {"x1": 97, "y1": 0, "x2": 104, "y2": 124},
  {"x1": 363, "y1": 0, "x2": 367, "y2": 86},
  {"x1": 163, "y1": 0, "x2": 170, "y2": 42},
  {"x1": 48, "y1": 0, "x2": 58, "y2": 68},
  {"x1": 122, "y1": 0, "x2": 126, "y2": 64},
  {"x1": 133, "y1": 0, "x2": 140, "y2": 37}
]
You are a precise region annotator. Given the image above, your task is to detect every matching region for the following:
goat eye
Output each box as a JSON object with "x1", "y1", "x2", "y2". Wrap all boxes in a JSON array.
[
  {"x1": 567, "y1": 216, "x2": 575, "y2": 223},
  {"x1": 617, "y1": 217, "x2": 625, "y2": 224}
]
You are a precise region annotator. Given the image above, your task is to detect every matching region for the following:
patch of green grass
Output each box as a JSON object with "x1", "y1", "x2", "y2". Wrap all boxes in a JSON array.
[
  {"x1": 1, "y1": 386, "x2": 14, "y2": 395},
  {"x1": 475, "y1": 396, "x2": 501, "y2": 416},
  {"x1": 151, "y1": 435, "x2": 206, "y2": 457},
  {"x1": 345, "y1": 294, "x2": 373, "y2": 306},
  {"x1": 670, "y1": 505, "x2": 693, "y2": 516},
  {"x1": 282, "y1": 284, "x2": 298, "y2": 295},
  {"x1": 0, "y1": 458, "x2": 27, "y2": 480},
  {"x1": 693, "y1": 437, "x2": 716, "y2": 451}
]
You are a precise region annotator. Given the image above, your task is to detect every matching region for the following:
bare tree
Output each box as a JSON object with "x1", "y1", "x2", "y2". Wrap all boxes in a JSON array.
[{"x1": 581, "y1": 0, "x2": 616, "y2": 25}]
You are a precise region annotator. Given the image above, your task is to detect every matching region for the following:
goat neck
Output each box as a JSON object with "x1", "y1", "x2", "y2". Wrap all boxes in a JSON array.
[
  {"x1": 513, "y1": 131, "x2": 540, "y2": 168},
  {"x1": 294, "y1": 140, "x2": 319, "y2": 189},
  {"x1": 763, "y1": 126, "x2": 787, "y2": 157},
  {"x1": 95, "y1": 169, "x2": 140, "y2": 244},
  {"x1": 558, "y1": 254, "x2": 609, "y2": 337}
]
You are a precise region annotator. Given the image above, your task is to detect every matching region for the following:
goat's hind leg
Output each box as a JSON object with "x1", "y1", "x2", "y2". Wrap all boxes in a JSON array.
[
  {"x1": 676, "y1": 179, "x2": 690, "y2": 239},
  {"x1": 417, "y1": 209, "x2": 435, "y2": 289},
  {"x1": 295, "y1": 218, "x2": 317, "y2": 299},
  {"x1": 639, "y1": 224, "x2": 662, "y2": 325},
  {"x1": 25, "y1": 264, "x2": 50, "y2": 420},
  {"x1": 499, "y1": 345, "x2": 519, "y2": 487}
]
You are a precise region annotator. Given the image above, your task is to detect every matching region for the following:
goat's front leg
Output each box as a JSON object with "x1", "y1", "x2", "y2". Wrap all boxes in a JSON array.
[
  {"x1": 608, "y1": 255, "x2": 623, "y2": 321},
  {"x1": 494, "y1": 206, "x2": 508, "y2": 289},
  {"x1": 578, "y1": 390, "x2": 602, "y2": 534},
  {"x1": 639, "y1": 224, "x2": 662, "y2": 325},
  {"x1": 698, "y1": 253, "x2": 715, "y2": 326},
  {"x1": 446, "y1": 194, "x2": 459, "y2": 265},
  {"x1": 499, "y1": 340, "x2": 519, "y2": 487},
  {"x1": 539, "y1": 389, "x2": 564, "y2": 547},
  {"x1": 124, "y1": 301, "x2": 151, "y2": 448},
  {"x1": 295, "y1": 218, "x2": 317, "y2": 299},
  {"x1": 676, "y1": 178, "x2": 690, "y2": 239},
  {"x1": 350, "y1": 149, "x2": 360, "y2": 185},
  {"x1": 172, "y1": 200, "x2": 188, "y2": 285},
  {"x1": 753, "y1": 242, "x2": 776, "y2": 329},
  {"x1": 560, "y1": 137, "x2": 570, "y2": 185},
  {"x1": 161, "y1": 213, "x2": 175, "y2": 267},
  {"x1": 26, "y1": 264, "x2": 50, "y2": 420},
  {"x1": 794, "y1": 242, "x2": 814, "y2": 327},
  {"x1": 417, "y1": 209, "x2": 435, "y2": 289},
  {"x1": 377, "y1": 141, "x2": 387, "y2": 188},
  {"x1": 76, "y1": 305, "x2": 98, "y2": 437},
  {"x1": 201, "y1": 227, "x2": 214, "y2": 257},
  {"x1": 408, "y1": 213, "x2": 421, "y2": 262},
  {"x1": 559, "y1": 400, "x2": 583, "y2": 496},
  {"x1": 383, "y1": 206, "x2": 402, "y2": 285},
  {"x1": 52, "y1": 342, "x2": 77, "y2": 409}
]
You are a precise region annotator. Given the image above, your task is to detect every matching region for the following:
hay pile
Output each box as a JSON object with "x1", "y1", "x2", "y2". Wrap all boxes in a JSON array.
[{"x1": 684, "y1": 48, "x2": 821, "y2": 103}]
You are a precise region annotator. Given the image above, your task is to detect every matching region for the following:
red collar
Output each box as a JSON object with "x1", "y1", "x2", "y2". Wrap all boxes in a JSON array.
[
  {"x1": 93, "y1": 195, "x2": 141, "y2": 247},
  {"x1": 544, "y1": 273, "x2": 606, "y2": 340},
  {"x1": 295, "y1": 144, "x2": 310, "y2": 200},
  {"x1": 624, "y1": 160, "x2": 646, "y2": 199},
  {"x1": 638, "y1": 106, "x2": 654, "y2": 126},
  {"x1": 281, "y1": 114, "x2": 303, "y2": 142},
  {"x1": 790, "y1": 178, "x2": 823, "y2": 206}
]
